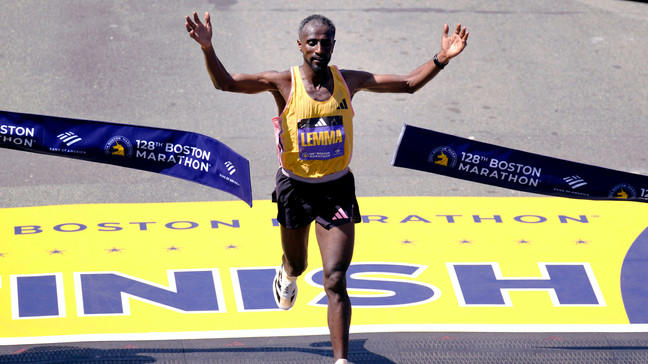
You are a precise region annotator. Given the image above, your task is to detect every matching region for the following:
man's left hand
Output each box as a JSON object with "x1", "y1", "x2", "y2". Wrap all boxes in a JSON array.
[{"x1": 438, "y1": 24, "x2": 469, "y2": 63}]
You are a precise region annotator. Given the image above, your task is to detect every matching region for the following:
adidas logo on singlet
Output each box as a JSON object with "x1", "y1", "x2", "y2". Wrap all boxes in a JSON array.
[
  {"x1": 314, "y1": 118, "x2": 328, "y2": 127},
  {"x1": 336, "y1": 98, "x2": 349, "y2": 110}
]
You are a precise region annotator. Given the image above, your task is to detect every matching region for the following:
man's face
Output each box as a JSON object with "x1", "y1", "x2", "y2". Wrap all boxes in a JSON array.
[{"x1": 298, "y1": 22, "x2": 335, "y2": 73}]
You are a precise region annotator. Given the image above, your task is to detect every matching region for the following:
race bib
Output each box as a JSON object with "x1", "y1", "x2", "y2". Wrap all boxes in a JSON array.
[{"x1": 297, "y1": 116, "x2": 345, "y2": 160}]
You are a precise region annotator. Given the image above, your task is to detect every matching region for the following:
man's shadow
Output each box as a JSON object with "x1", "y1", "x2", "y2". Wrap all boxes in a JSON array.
[{"x1": 0, "y1": 338, "x2": 395, "y2": 363}]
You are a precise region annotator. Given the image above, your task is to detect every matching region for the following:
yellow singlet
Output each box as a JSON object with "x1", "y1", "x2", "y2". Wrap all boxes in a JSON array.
[{"x1": 272, "y1": 65, "x2": 355, "y2": 182}]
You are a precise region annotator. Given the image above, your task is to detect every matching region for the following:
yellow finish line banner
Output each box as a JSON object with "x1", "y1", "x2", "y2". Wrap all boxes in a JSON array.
[{"x1": 1, "y1": 197, "x2": 647, "y2": 345}]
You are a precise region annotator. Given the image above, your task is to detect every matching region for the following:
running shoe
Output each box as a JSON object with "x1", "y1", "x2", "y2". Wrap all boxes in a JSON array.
[{"x1": 273, "y1": 265, "x2": 297, "y2": 310}]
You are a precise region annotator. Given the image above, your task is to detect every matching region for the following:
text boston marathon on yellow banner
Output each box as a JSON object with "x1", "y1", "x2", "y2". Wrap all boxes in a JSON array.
[{"x1": 1, "y1": 196, "x2": 647, "y2": 344}]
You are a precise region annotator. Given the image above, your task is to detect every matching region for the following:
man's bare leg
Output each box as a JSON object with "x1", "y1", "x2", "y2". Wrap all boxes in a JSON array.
[
  {"x1": 280, "y1": 224, "x2": 311, "y2": 277},
  {"x1": 316, "y1": 222, "x2": 354, "y2": 361}
]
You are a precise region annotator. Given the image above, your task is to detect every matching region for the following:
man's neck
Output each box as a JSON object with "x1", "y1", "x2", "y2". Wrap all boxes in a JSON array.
[{"x1": 301, "y1": 64, "x2": 331, "y2": 87}]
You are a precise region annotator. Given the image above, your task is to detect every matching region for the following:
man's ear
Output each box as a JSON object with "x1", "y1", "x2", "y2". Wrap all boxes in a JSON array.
[{"x1": 297, "y1": 39, "x2": 303, "y2": 52}]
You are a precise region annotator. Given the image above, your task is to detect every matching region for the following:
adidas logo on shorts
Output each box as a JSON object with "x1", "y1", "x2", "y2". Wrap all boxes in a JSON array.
[{"x1": 332, "y1": 207, "x2": 349, "y2": 221}]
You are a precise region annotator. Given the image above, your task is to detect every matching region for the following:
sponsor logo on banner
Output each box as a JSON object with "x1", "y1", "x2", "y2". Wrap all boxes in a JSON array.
[
  {"x1": 553, "y1": 175, "x2": 592, "y2": 198},
  {"x1": 57, "y1": 131, "x2": 83, "y2": 146},
  {"x1": 609, "y1": 184, "x2": 637, "y2": 200},
  {"x1": 224, "y1": 161, "x2": 236, "y2": 175},
  {"x1": 563, "y1": 175, "x2": 588, "y2": 189},
  {"x1": 50, "y1": 131, "x2": 86, "y2": 155},
  {"x1": 428, "y1": 146, "x2": 457, "y2": 168},
  {"x1": 104, "y1": 136, "x2": 133, "y2": 157}
]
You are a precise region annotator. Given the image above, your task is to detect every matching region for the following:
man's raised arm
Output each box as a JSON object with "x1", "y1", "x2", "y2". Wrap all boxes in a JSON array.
[
  {"x1": 345, "y1": 24, "x2": 469, "y2": 96},
  {"x1": 185, "y1": 11, "x2": 281, "y2": 94}
]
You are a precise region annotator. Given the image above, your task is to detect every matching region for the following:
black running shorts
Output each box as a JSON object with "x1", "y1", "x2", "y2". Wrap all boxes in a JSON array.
[{"x1": 272, "y1": 169, "x2": 361, "y2": 230}]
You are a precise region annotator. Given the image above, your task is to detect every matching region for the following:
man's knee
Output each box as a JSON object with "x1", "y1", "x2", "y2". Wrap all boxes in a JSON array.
[
  {"x1": 284, "y1": 257, "x2": 308, "y2": 277},
  {"x1": 323, "y1": 269, "x2": 347, "y2": 295}
]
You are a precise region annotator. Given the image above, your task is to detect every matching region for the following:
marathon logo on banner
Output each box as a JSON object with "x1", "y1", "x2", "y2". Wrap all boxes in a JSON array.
[
  {"x1": 0, "y1": 110, "x2": 252, "y2": 206},
  {"x1": 392, "y1": 124, "x2": 648, "y2": 203}
]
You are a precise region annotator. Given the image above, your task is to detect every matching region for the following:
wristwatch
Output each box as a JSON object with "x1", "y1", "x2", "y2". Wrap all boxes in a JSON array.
[{"x1": 434, "y1": 54, "x2": 448, "y2": 70}]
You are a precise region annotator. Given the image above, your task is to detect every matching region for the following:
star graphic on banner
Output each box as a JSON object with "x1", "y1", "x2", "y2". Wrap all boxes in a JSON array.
[
  {"x1": 459, "y1": 239, "x2": 471, "y2": 244},
  {"x1": 226, "y1": 244, "x2": 238, "y2": 249},
  {"x1": 167, "y1": 246, "x2": 181, "y2": 252},
  {"x1": 517, "y1": 239, "x2": 530, "y2": 244},
  {"x1": 401, "y1": 239, "x2": 414, "y2": 245},
  {"x1": 106, "y1": 247, "x2": 123, "y2": 253},
  {"x1": 576, "y1": 239, "x2": 589, "y2": 245},
  {"x1": 49, "y1": 249, "x2": 64, "y2": 255}
]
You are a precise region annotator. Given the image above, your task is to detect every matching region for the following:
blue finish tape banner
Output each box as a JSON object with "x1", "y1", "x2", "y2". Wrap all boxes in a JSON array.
[
  {"x1": 392, "y1": 124, "x2": 648, "y2": 203},
  {"x1": 0, "y1": 110, "x2": 252, "y2": 206}
]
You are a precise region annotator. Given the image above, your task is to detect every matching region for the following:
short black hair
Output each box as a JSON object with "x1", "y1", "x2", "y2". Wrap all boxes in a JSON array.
[{"x1": 298, "y1": 14, "x2": 336, "y2": 39}]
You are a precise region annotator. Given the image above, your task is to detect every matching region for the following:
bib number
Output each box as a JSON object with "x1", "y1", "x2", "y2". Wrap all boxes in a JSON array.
[{"x1": 297, "y1": 116, "x2": 345, "y2": 160}]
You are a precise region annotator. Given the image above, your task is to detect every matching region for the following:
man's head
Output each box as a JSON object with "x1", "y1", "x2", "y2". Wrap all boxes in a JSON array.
[
  {"x1": 298, "y1": 14, "x2": 336, "y2": 39},
  {"x1": 297, "y1": 15, "x2": 336, "y2": 74}
]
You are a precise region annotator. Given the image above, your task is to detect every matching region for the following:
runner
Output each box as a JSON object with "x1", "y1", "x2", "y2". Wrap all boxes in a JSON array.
[{"x1": 185, "y1": 12, "x2": 468, "y2": 363}]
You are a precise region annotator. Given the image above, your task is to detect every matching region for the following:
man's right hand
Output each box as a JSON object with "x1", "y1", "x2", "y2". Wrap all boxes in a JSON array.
[{"x1": 185, "y1": 11, "x2": 213, "y2": 49}]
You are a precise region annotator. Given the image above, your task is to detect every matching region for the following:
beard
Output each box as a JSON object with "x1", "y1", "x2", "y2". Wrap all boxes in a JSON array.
[{"x1": 307, "y1": 56, "x2": 329, "y2": 73}]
